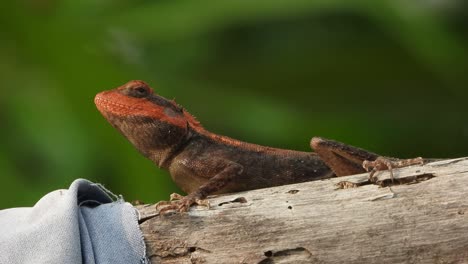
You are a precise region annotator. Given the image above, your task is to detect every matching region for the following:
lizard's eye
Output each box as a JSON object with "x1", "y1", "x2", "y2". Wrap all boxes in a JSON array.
[{"x1": 129, "y1": 86, "x2": 150, "y2": 98}]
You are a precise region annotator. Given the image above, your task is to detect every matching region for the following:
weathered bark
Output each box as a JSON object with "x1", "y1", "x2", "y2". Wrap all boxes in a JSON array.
[{"x1": 137, "y1": 158, "x2": 468, "y2": 263}]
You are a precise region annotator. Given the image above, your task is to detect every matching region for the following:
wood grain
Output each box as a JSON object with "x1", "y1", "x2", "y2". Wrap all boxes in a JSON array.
[{"x1": 137, "y1": 158, "x2": 468, "y2": 263}]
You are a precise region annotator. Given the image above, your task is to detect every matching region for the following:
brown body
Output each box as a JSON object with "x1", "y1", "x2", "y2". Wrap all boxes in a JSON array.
[
  {"x1": 167, "y1": 131, "x2": 334, "y2": 194},
  {"x1": 95, "y1": 80, "x2": 399, "y2": 211}
]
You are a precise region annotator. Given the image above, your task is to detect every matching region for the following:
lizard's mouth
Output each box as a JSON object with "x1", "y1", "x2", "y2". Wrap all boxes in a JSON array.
[{"x1": 95, "y1": 92, "x2": 144, "y2": 117}]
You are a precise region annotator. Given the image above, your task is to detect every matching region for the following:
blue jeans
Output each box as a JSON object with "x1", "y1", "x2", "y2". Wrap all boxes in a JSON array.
[{"x1": 0, "y1": 179, "x2": 148, "y2": 264}]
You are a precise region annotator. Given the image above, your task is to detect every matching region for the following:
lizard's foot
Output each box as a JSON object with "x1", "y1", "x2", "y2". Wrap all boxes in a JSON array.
[
  {"x1": 155, "y1": 193, "x2": 210, "y2": 214},
  {"x1": 363, "y1": 156, "x2": 424, "y2": 182}
]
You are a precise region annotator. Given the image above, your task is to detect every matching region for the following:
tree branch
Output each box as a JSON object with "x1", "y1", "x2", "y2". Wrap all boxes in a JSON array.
[{"x1": 137, "y1": 158, "x2": 468, "y2": 263}]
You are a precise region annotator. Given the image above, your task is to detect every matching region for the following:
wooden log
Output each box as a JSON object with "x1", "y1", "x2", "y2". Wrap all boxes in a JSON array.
[{"x1": 137, "y1": 158, "x2": 468, "y2": 263}]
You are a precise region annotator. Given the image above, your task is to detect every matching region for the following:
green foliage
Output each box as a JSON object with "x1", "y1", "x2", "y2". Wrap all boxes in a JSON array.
[{"x1": 1, "y1": 1, "x2": 467, "y2": 208}]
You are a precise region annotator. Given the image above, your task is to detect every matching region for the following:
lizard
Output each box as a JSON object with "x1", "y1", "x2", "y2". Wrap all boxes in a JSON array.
[{"x1": 94, "y1": 80, "x2": 424, "y2": 212}]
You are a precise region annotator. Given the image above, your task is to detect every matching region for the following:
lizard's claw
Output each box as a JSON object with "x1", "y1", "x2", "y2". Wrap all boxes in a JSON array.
[
  {"x1": 155, "y1": 193, "x2": 210, "y2": 214},
  {"x1": 363, "y1": 156, "x2": 424, "y2": 183},
  {"x1": 169, "y1": 193, "x2": 184, "y2": 201}
]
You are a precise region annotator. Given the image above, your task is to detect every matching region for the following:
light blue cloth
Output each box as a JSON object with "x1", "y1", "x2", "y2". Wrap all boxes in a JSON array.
[{"x1": 0, "y1": 179, "x2": 149, "y2": 264}]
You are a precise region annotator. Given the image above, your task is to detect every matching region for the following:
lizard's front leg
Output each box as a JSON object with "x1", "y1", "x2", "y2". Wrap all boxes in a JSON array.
[{"x1": 156, "y1": 162, "x2": 243, "y2": 213}]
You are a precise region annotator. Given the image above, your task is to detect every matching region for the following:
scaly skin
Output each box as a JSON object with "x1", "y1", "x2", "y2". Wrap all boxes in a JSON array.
[{"x1": 95, "y1": 80, "x2": 412, "y2": 212}]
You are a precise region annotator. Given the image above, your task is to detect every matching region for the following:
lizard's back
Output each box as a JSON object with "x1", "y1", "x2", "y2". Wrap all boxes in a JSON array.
[{"x1": 169, "y1": 131, "x2": 334, "y2": 194}]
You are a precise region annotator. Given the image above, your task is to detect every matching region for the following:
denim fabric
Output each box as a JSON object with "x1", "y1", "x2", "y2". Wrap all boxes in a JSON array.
[{"x1": 0, "y1": 179, "x2": 149, "y2": 264}]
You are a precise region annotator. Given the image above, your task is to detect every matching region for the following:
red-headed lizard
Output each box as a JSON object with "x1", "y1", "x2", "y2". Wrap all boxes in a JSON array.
[{"x1": 95, "y1": 80, "x2": 424, "y2": 212}]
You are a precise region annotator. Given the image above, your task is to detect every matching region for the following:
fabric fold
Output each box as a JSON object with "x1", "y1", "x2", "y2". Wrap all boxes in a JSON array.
[{"x1": 0, "y1": 179, "x2": 148, "y2": 264}]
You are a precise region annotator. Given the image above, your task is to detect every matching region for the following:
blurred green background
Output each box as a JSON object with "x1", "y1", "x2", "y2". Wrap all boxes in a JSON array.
[{"x1": 1, "y1": 1, "x2": 467, "y2": 209}]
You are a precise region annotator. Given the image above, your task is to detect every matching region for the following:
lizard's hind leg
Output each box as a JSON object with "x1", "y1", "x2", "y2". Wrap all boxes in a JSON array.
[
  {"x1": 311, "y1": 137, "x2": 425, "y2": 181},
  {"x1": 363, "y1": 156, "x2": 424, "y2": 182},
  {"x1": 311, "y1": 137, "x2": 380, "y2": 177}
]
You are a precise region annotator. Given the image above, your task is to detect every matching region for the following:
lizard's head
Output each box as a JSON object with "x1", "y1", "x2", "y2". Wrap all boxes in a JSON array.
[{"x1": 95, "y1": 80, "x2": 201, "y2": 160}]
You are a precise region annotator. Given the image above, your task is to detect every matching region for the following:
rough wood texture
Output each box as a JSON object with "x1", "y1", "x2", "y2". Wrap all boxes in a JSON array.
[{"x1": 137, "y1": 158, "x2": 468, "y2": 263}]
